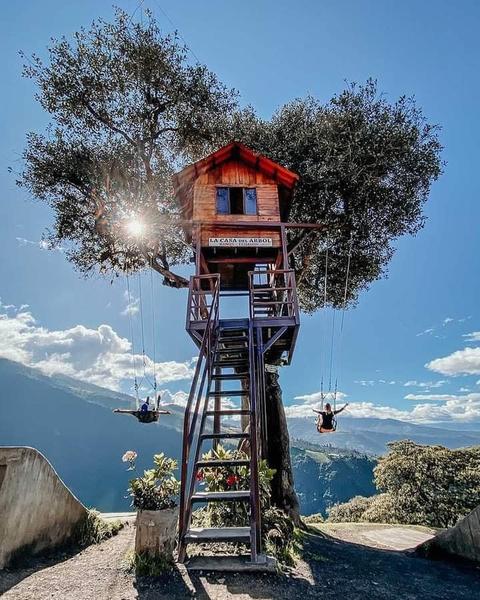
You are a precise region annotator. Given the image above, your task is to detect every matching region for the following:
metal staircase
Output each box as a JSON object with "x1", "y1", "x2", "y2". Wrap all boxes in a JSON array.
[{"x1": 178, "y1": 270, "x2": 299, "y2": 564}]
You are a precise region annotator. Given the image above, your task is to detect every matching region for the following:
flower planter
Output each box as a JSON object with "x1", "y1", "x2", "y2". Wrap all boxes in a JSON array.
[{"x1": 135, "y1": 507, "x2": 179, "y2": 559}]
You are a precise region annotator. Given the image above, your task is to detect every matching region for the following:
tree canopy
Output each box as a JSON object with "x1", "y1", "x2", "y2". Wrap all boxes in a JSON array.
[
  {"x1": 18, "y1": 10, "x2": 443, "y2": 310},
  {"x1": 327, "y1": 441, "x2": 480, "y2": 528}
]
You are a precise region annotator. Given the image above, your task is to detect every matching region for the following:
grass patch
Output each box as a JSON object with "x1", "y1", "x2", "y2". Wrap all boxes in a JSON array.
[
  {"x1": 75, "y1": 509, "x2": 123, "y2": 546},
  {"x1": 126, "y1": 550, "x2": 174, "y2": 576},
  {"x1": 304, "y1": 513, "x2": 324, "y2": 524}
]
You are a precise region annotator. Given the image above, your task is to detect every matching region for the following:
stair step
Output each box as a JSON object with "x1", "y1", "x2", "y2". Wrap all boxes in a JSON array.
[
  {"x1": 207, "y1": 391, "x2": 246, "y2": 397},
  {"x1": 200, "y1": 432, "x2": 249, "y2": 440},
  {"x1": 213, "y1": 358, "x2": 248, "y2": 369},
  {"x1": 196, "y1": 459, "x2": 250, "y2": 468},
  {"x1": 218, "y1": 336, "x2": 248, "y2": 343},
  {"x1": 253, "y1": 286, "x2": 290, "y2": 292},
  {"x1": 205, "y1": 410, "x2": 250, "y2": 417},
  {"x1": 216, "y1": 348, "x2": 248, "y2": 354},
  {"x1": 185, "y1": 527, "x2": 250, "y2": 543},
  {"x1": 191, "y1": 490, "x2": 250, "y2": 502},
  {"x1": 185, "y1": 555, "x2": 277, "y2": 572},
  {"x1": 212, "y1": 374, "x2": 249, "y2": 381}
]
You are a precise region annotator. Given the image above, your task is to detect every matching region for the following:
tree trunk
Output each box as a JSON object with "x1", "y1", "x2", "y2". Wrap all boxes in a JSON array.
[{"x1": 264, "y1": 368, "x2": 303, "y2": 527}]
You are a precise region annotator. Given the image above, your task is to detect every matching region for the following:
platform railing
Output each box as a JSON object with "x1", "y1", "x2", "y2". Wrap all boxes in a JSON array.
[{"x1": 248, "y1": 269, "x2": 299, "y2": 322}]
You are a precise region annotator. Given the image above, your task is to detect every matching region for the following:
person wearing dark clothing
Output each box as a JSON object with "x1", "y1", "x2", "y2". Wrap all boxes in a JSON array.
[
  {"x1": 140, "y1": 396, "x2": 150, "y2": 413},
  {"x1": 313, "y1": 402, "x2": 349, "y2": 433}
]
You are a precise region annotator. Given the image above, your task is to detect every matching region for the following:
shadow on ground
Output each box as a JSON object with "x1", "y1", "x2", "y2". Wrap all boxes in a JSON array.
[
  {"x1": 132, "y1": 528, "x2": 480, "y2": 600},
  {"x1": 1, "y1": 526, "x2": 479, "y2": 599},
  {"x1": 0, "y1": 546, "x2": 84, "y2": 596}
]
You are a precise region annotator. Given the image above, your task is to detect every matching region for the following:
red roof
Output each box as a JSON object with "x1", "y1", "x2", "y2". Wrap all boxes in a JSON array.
[{"x1": 172, "y1": 142, "x2": 299, "y2": 220}]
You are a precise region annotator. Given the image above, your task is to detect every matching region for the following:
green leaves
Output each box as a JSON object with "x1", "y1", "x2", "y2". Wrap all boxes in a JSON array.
[
  {"x1": 128, "y1": 452, "x2": 180, "y2": 511},
  {"x1": 229, "y1": 80, "x2": 443, "y2": 312},
  {"x1": 328, "y1": 442, "x2": 480, "y2": 528},
  {"x1": 19, "y1": 9, "x2": 237, "y2": 282}
]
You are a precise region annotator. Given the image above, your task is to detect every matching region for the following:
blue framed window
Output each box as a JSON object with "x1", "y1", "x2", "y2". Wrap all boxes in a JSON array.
[
  {"x1": 216, "y1": 187, "x2": 230, "y2": 214},
  {"x1": 244, "y1": 188, "x2": 257, "y2": 215},
  {"x1": 215, "y1": 187, "x2": 257, "y2": 215}
]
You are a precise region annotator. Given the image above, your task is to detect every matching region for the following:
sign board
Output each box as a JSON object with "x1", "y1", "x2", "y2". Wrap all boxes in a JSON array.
[{"x1": 208, "y1": 237, "x2": 273, "y2": 248}]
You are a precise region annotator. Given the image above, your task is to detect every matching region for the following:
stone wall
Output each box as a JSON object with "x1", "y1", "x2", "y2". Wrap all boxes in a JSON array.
[
  {"x1": 0, "y1": 447, "x2": 87, "y2": 568},
  {"x1": 418, "y1": 505, "x2": 480, "y2": 563}
]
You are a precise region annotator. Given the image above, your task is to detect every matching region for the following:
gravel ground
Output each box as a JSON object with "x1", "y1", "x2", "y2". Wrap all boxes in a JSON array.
[{"x1": 1, "y1": 522, "x2": 479, "y2": 599}]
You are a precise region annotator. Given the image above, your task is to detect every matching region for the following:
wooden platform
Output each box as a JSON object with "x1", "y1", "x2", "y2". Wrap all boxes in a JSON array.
[{"x1": 184, "y1": 554, "x2": 278, "y2": 573}]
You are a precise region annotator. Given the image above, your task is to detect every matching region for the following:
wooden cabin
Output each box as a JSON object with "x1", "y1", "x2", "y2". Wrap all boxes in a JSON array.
[{"x1": 173, "y1": 142, "x2": 299, "y2": 290}]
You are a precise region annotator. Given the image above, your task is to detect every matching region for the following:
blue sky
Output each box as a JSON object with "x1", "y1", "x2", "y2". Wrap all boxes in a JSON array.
[{"x1": 1, "y1": 0, "x2": 480, "y2": 426}]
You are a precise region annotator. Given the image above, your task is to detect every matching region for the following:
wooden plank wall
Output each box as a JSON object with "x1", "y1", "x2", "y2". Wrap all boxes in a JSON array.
[{"x1": 193, "y1": 160, "x2": 280, "y2": 224}]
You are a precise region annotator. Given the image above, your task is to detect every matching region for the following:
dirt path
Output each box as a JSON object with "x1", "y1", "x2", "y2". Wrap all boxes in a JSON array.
[
  {"x1": 313, "y1": 522, "x2": 436, "y2": 551},
  {"x1": 1, "y1": 523, "x2": 479, "y2": 599}
]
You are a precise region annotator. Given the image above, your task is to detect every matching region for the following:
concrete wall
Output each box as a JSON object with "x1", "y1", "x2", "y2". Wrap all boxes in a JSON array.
[
  {"x1": 0, "y1": 447, "x2": 87, "y2": 568},
  {"x1": 418, "y1": 505, "x2": 480, "y2": 563}
]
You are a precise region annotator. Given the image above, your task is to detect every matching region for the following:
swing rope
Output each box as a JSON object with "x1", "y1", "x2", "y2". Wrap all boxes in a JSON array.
[
  {"x1": 137, "y1": 271, "x2": 157, "y2": 391},
  {"x1": 333, "y1": 233, "x2": 355, "y2": 408},
  {"x1": 125, "y1": 272, "x2": 140, "y2": 403},
  {"x1": 319, "y1": 241, "x2": 329, "y2": 411},
  {"x1": 149, "y1": 265, "x2": 158, "y2": 402}
]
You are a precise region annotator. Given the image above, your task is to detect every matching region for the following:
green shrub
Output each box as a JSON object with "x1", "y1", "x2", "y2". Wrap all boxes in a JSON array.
[
  {"x1": 304, "y1": 513, "x2": 325, "y2": 524},
  {"x1": 76, "y1": 510, "x2": 123, "y2": 546},
  {"x1": 326, "y1": 443, "x2": 480, "y2": 528},
  {"x1": 262, "y1": 506, "x2": 297, "y2": 565},
  {"x1": 128, "y1": 453, "x2": 180, "y2": 511},
  {"x1": 327, "y1": 495, "x2": 375, "y2": 523},
  {"x1": 373, "y1": 441, "x2": 480, "y2": 528}
]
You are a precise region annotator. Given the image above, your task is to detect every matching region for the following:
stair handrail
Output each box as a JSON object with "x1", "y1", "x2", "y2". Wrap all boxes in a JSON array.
[
  {"x1": 248, "y1": 268, "x2": 299, "y2": 322},
  {"x1": 248, "y1": 319, "x2": 261, "y2": 561},
  {"x1": 179, "y1": 273, "x2": 220, "y2": 540}
]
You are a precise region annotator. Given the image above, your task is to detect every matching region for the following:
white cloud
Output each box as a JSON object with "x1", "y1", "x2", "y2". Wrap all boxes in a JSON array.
[
  {"x1": 426, "y1": 347, "x2": 480, "y2": 376},
  {"x1": 358, "y1": 393, "x2": 480, "y2": 423},
  {"x1": 403, "y1": 379, "x2": 447, "y2": 389},
  {"x1": 416, "y1": 317, "x2": 471, "y2": 337},
  {"x1": 416, "y1": 327, "x2": 435, "y2": 337},
  {"x1": 0, "y1": 302, "x2": 195, "y2": 392},
  {"x1": 463, "y1": 331, "x2": 480, "y2": 342},
  {"x1": 16, "y1": 237, "x2": 64, "y2": 252},
  {"x1": 159, "y1": 389, "x2": 189, "y2": 407},
  {"x1": 354, "y1": 379, "x2": 397, "y2": 387},
  {"x1": 121, "y1": 290, "x2": 140, "y2": 316},
  {"x1": 404, "y1": 393, "x2": 452, "y2": 401}
]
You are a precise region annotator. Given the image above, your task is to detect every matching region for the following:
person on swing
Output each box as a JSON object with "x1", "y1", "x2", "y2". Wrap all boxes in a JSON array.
[
  {"x1": 140, "y1": 396, "x2": 151, "y2": 413},
  {"x1": 313, "y1": 402, "x2": 349, "y2": 433}
]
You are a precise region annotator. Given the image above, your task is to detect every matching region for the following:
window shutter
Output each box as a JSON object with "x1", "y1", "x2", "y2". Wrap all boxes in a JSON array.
[
  {"x1": 216, "y1": 187, "x2": 230, "y2": 214},
  {"x1": 244, "y1": 188, "x2": 257, "y2": 215}
]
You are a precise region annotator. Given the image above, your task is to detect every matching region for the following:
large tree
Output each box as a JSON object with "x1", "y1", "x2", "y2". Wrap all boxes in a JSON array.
[{"x1": 18, "y1": 10, "x2": 442, "y2": 525}]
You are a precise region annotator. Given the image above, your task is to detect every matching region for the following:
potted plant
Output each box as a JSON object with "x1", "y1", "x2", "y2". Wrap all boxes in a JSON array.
[{"x1": 125, "y1": 452, "x2": 180, "y2": 561}]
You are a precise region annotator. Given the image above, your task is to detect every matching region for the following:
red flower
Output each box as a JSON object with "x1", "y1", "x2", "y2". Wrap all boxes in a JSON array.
[
  {"x1": 196, "y1": 470, "x2": 204, "y2": 481},
  {"x1": 226, "y1": 474, "x2": 239, "y2": 487}
]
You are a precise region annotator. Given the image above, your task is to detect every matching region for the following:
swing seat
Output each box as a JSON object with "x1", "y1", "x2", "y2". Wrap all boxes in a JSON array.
[
  {"x1": 316, "y1": 415, "x2": 337, "y2": 434},
  {"x1": 318, "y1": 426, "x2": 336, "y2": 434},
  {"x1": 113, "y1": 408, "x2": 171, "y2": 424}
]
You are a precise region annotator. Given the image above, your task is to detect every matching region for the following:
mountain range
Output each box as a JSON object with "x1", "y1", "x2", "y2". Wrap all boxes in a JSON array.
[{"x1": 0, "y1": 357, "x2": 478, "y2": 515}]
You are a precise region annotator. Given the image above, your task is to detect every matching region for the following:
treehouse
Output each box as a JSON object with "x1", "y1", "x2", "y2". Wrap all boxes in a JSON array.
[
  {"x1": 174, "y1": 142, "x2": 316, "y2": 567},
  {"x1": 173, "y1": 141, "x2": 298, "y2": 289}
]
